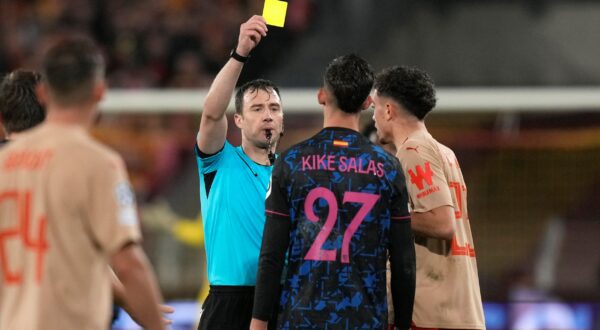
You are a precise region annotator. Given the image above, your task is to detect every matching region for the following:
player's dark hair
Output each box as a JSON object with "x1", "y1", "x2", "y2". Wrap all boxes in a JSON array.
[
  {"x1": 42, "y1": 36, "x2": 105, "y2": 106},
  {"x1": 323, "y1": 54, "x2": 374, "y2": 114},
  {"x1": 0, "y1": 70, "x2": 45, "y2": 134},
  {"x1": 374, "y1": 66, "x2": 437, "y2": 120},
  {"x1": 235, "y1": 79, "x2": 281, "y2": 115}
]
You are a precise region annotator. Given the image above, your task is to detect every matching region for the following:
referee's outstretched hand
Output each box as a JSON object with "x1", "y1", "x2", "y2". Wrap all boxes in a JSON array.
[{"x1": 236, "y1": 15, "x2": 268, "y2": 57}]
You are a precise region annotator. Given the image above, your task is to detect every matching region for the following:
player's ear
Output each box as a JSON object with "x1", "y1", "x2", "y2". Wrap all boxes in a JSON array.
[
  {"x1": 317, "y1": 87, "x2": 326, "y2": 106},
  {"x1": 36, "y1": 82, "x2": 49, "y2": 106},
  {"x1": 92, "y1": 79, "x2": 107, "y2": 104},
  {"x1": 360, "y1": 95, "x2": 373, "y2": 112},
  {"x1": 385, "y1": 102, "x2": 394, "y2": 121}
]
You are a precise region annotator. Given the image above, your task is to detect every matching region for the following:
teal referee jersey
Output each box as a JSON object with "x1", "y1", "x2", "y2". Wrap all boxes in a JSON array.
[{"x1": 195, "y1": 141, "x2": 272, "y2": 285}]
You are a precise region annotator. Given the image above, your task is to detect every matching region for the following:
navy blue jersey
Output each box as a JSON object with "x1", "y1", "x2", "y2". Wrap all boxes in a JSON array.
[{"x1": 255, "y1": 127, "x2": 412, "y2": 329}]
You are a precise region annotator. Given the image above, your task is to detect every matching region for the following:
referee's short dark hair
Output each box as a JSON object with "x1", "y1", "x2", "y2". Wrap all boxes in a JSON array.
[
  {"x1": 235, "y1": 79, "x2": 281, "y2": 115},
  {"x1": 374, "y1": 66, "x2": 437, "y2": 120},
  {"x1": 42, "y1": 36, "x2": 105, "y2": 107},
  {"x1": 0, "y1": 70, "x2": 45, "y2": 134}
]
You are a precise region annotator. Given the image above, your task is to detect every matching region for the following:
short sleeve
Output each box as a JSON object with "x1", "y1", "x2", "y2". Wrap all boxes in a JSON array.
[
  {"x1": 87, "y1": 154, "x2": 141, "y2": 255},
  {"x1": 194, "y1": 141, "x2": 226, "y2": 174},
  {"x1": 396, "y1": 141, "x2": 453, "y2": 213}
]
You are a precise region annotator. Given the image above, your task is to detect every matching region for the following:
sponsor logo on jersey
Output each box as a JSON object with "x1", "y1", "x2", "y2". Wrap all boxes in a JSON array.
[{"x1": 408, "y1": 162, "x2": 434, "y2": 190}]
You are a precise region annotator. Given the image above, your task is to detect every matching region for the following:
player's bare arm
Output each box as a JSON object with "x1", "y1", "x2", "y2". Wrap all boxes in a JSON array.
[
  {"x1": 197, "y1": 15, "x2": 268, "y2": 154},
  {"x1": 411, "y1": 205, "x2": 455, "y2": 240},
  {"x1": 111, "y1": 271, "x2": 174, "y2": 326},
  {"x1": 250, "y1": 318, "x2": 268, "y2": 330},
  {"x1": 111, "y1": 244, "x2": 166, "y2": 330}
]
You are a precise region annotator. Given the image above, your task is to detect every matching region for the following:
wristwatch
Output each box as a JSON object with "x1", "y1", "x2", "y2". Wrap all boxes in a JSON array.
[{"x1": 230, "y1": 48, "x2": 249, "y2": 63}]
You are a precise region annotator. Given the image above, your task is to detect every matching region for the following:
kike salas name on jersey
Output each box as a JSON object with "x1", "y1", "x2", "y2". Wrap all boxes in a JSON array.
[{"x1": 300, "y1": 154, "x2": 385, "y2": 177}]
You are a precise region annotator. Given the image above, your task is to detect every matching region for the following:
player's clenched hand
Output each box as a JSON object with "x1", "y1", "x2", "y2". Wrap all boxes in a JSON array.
[{"x1": 236, "y1": 15, "x2": 268, "y2": 56}]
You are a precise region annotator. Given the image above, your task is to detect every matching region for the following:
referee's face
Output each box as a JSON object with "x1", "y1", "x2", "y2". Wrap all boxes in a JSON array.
[{"x1": 236, "y1": 88, "x2": 284, "y2": 149}]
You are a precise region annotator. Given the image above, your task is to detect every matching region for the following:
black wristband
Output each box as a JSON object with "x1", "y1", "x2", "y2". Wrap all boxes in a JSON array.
[{"x1": 230, "y1": 49, "x2": 249, "y2": 63}]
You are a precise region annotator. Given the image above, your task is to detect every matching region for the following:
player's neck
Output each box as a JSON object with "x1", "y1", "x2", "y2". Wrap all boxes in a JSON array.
[
  {"x1": 393, "y1": 120, "x2": 427, "y2": 147},
  {"x1": 323, "y1": 107, "x2": 360, "y2": 131},
  {"x1": 6, "y1": 131, "x2": 26, "y2": 141},
  {"x1": 45, "y1": 104, "x2": 97, "y2": 129}
]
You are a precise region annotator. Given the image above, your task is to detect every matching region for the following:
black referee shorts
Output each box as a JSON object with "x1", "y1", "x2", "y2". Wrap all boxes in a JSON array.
[{"x1": 198, "y1": 285, "x2": 278, "y2": 330}]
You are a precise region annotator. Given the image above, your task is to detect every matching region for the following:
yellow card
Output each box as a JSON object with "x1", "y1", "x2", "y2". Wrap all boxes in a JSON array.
[{"x1": 262, "y1": 0, "x2": 287, "y2": 28}]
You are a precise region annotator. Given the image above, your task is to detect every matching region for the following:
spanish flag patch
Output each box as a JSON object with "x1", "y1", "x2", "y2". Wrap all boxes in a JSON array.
[{"x1": 333, "y1": 140, "x2": 349, "y2": 147}]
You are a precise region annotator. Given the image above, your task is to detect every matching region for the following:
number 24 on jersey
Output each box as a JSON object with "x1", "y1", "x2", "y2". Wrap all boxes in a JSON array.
[{"x1": 0, "y1": 190, "x2": 48, "y2": 285}]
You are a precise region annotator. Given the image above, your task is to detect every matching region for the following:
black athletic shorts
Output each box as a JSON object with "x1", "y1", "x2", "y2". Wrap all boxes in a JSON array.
[{"x1": 198, "y1": 285, "x2": 278, "y2": 330}]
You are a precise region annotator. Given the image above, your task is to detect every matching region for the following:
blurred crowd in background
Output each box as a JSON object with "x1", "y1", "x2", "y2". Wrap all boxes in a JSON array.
[{"x1": 0, "y1": 0, "x2": 315, "y2": 88}]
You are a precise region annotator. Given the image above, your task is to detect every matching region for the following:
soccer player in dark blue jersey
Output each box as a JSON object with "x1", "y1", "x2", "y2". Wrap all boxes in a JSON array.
[{"x1": 251, "y1": 54, "x2": 416, "y2": 330}]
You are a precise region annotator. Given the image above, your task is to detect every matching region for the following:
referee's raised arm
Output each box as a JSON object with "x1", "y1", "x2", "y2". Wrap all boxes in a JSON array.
[
  {"x1": 195, "y1": 15, "x2": 281, "y2": 330},
  {"x1": 197, "y1": 15, "x2": 268, "y2": 154}
]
